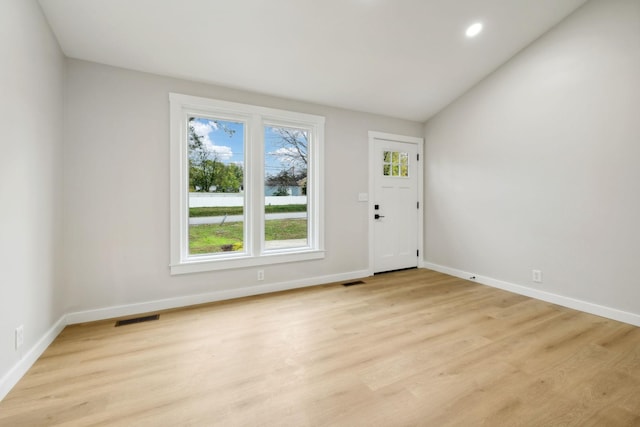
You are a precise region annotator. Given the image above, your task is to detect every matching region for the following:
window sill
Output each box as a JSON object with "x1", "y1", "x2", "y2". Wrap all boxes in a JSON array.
[{"x1": 170, "y1": 249, "x2": 325, "y2": 275}]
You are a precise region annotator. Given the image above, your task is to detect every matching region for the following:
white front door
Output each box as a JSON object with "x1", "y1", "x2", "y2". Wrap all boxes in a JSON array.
[{"x1": 372, "y1": 136, "x2": 421, "y2": 273}]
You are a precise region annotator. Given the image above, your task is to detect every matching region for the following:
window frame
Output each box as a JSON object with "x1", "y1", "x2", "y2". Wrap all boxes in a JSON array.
[{"x1": 169, "y1": 93, "x2": 325, "y2": 275}]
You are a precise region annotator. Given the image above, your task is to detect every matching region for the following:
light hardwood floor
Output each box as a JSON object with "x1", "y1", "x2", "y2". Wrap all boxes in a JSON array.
[{"x1": 1, "y1": 269, "x2": 639, "y2": 426}]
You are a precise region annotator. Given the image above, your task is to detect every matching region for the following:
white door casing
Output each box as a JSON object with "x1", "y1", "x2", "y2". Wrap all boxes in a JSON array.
[{"x1": 368, "y1": 132, "x2": 423, "y2": 274}]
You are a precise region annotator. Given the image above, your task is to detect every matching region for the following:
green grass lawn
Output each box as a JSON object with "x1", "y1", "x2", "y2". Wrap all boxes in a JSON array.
[
  {"x1": 189, "y1": 204, "x2": 306, "y2": 217},
  {"x1": 189, "y1": 219, "x2": 307, "y2": 254}
]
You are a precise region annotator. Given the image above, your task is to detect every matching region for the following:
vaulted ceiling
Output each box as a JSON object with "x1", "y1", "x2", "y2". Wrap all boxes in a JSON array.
[{"x1": 39, "y1": 0, "x2": 588, "y2": 121}]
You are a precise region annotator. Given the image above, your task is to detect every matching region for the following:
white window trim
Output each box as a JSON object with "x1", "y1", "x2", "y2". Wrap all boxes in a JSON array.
[{"x1": 169, "y1": 93, "x2": 325, "y2": 275}]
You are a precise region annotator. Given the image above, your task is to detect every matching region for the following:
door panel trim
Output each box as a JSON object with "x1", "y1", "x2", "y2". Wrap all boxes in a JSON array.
[{"x1": 368, "y1": 131, "x2": 424, "y2": 276}]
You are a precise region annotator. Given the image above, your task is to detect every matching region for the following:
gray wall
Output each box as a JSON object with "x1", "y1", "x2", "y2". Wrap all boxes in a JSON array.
[
  {"x1": 424, "y1": 0, "x2": 640, "y2": 315},
  {"x1": 62, "y1": 59, "x2": 422, "y2": 313},
  {"x1": 0, "y1": 0, "x2": 65, "y2": 387}
]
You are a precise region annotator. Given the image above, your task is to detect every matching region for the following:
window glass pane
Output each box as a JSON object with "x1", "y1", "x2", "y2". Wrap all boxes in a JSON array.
[
  {"x1": 264, "y1": 125, "x2": 308, "y2": 250},
  {"x1": 383, "y1": 164, "x2": 391, "y2": 176},
  {"x1": 392, "y1": 164, "x2": 400, "y2": 176},
  {"x1": 400, "y1": 152, "x2": 409, "y2": 177},
  {"x1": 187, "y1": 117, "x2": 245, "y2": 255},
  {"x1": 383, "y1": 151, "x2": 391, "y2": 163}
]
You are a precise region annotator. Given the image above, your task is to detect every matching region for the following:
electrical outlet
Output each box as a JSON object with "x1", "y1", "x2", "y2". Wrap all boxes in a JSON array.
[
  {"x1": 15, "y1": 325, "x2": 24, "y2": 350},
  {"x1": 257, "y1": 270, "x2": 264, "y2": 281},
  {"x1": 532, "y1": 269, "x2": 543, "y2": 283}
]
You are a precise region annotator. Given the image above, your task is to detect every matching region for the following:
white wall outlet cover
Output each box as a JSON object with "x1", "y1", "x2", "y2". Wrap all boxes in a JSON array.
[
  {"x1": 532, "y1": 270, "x2": 543, "y2": 283},
  {"x1": 15, "y1": 326, "x2": 24, "y2": 349}
]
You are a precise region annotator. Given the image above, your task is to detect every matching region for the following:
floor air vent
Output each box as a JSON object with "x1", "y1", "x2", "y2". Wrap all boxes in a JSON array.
[
  {"x1": 342, "y1": 280, "x2": 365, "y2": 287},
  {"x1": 115, "y1": 314, "x2": 159, "y2": 327}
]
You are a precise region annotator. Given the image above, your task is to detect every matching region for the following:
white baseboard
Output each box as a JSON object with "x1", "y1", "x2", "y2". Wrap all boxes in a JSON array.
[
  {"x1": 423, "y1": 262, "x2": 640, "y2": 327},
  {"x1": 65, "y1": 269, "x2": 371, "y2": 324},
  {"x1": 0, "y1": 315, "x2": 67, "y2": 401}
]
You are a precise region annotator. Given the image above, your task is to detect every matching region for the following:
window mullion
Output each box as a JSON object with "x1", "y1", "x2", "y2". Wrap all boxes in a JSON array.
[{"x1": 249, "y1": 114, "x2": 265, "y2": 256}]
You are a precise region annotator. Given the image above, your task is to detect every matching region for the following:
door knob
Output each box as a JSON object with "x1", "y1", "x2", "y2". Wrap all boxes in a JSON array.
[{"x1": 375, "y1": 214, "x2": 385, "y2": 219}]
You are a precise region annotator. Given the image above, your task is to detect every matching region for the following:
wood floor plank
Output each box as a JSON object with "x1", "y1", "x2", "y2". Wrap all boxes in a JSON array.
[{"x1": 1, "y1": 269, "x2": 639, "y2": 426}]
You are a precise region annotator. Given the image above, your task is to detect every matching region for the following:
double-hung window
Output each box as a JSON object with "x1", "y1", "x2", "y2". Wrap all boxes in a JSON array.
[{"x1": 169, "y1": 93, "x2": 324, "y2": 274}]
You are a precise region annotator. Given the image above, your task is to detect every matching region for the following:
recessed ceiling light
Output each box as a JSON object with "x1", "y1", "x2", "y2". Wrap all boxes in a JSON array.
[{"x1": 465, "y1": 22, "x2": 483, "y2": 38}]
